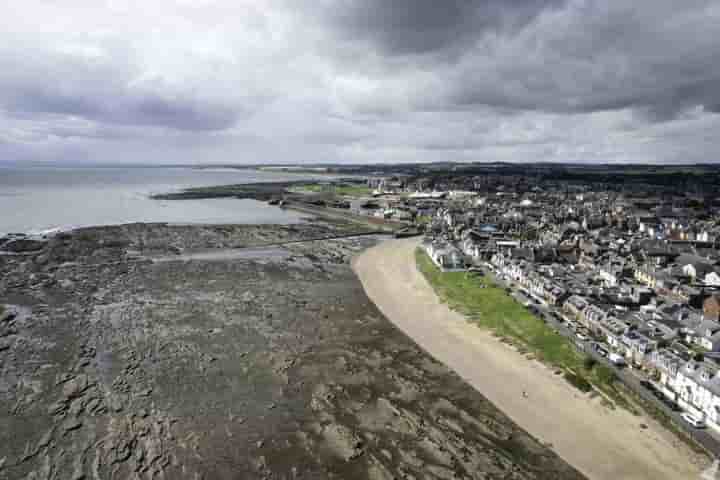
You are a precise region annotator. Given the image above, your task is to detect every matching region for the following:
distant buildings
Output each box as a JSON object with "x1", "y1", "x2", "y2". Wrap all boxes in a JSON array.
[
  {"x1": 421, "y1": 238, "x2": 465, "y2": 271},
  {"x1": 414, "y1": 169, "x2": 720, "y2": 432}
]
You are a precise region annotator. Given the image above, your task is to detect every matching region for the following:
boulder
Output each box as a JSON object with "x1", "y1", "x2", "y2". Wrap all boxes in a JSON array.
[
  {"x1": 0, "y1": 308, "x2": 15, "y2": 324},
  {"x1": 62, "y1": 374, "x2": 91, "y2": 400}
]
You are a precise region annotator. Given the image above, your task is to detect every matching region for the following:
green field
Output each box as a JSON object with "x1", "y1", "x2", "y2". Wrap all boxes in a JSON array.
[
  {"x1": 415, "y1": 249, "x2": 630, "y2": 408},
  {"x1": 289, "y1": 183, "x2": 373, "y2": 196}
]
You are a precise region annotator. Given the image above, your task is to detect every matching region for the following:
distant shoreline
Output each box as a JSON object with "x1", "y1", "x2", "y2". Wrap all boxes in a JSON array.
[{"x1": 0, "y1": 167, "x2": 320, "y2": 237}]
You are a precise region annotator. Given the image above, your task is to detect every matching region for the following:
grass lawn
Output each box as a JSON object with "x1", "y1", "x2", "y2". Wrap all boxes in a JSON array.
[
  {"x1": 289, "y1": 183, "x2": 324, "y2": 193},
  {"x1": 415, "y1": 249, "x2": 631, "y2": 408},
  {"x1": 289, "y1": 183, "x2": 372, "y2": 197},
  {"x1": 334, "y1": 185, "x2": 373, "y2": 196},
  {"x1": 686, "y1": 342, "x2": 709, "y2": 356},
  {"x1": 415, "y1": 215, "x2": 432, "y2": 225}
]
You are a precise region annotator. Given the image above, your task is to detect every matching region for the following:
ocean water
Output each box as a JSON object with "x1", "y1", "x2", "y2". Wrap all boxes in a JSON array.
[{"x1": 0, "y1": 166, "x2": 318, "y2": 235}]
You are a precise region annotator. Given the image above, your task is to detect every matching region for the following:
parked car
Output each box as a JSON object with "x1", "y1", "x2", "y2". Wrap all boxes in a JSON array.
[
  {"x1": 597, "y1": 348, "x2": 609, "y2": 357},
  {"x1": 662, "y1": 398, "x2": 682, "y2": 411},
  {"x1": 639, "y1": 380, "x2": 656, "y2": 391},
  {"x1": 575, "y1": 332, "x2": 589, "y2": 341},
  {"x1": 681, "y1": 412, "x2": 706, "y2": 429},
  {"x1": 608, "y1": 352, "x2": 626, "y2": 366}
]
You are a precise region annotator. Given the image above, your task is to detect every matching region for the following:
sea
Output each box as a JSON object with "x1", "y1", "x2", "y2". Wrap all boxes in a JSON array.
[{"x1": 0, "y1": 166, "x2": 323, "y2": 236}]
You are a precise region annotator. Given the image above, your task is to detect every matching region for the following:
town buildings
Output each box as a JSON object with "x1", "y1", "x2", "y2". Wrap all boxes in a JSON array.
[{"x1": 413, "y1": 173, "x2": 720, "y2": 432}]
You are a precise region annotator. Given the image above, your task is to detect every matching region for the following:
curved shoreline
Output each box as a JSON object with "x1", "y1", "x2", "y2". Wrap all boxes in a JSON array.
[{"x1": 353, "y1": 237, "x2": 706, "y2": 480}]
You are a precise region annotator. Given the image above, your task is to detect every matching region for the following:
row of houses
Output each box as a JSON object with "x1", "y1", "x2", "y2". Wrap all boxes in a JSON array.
[
  {"x1": 653, "y1": 351, "x2": 720, "y2": 430},
  {"x1": 490, "y1": 246, "x2": 720, "y2": 428},
  {"x1": 421, "y1": 237, "x2": 465, "y2": 271},
  {"x1": 418, "y1": 176, "x2": 720, "y2": 431}
]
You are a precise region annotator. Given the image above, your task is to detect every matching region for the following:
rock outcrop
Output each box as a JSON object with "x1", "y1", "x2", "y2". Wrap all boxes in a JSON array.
[{"x1": 0, "y1": 223, "x2": 584, "y2": 479}]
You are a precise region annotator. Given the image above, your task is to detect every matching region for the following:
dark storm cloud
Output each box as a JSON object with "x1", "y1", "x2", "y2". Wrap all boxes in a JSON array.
[
  {"x1": 306, "y1": 0, "x2": 720, "y2": 121},
  {"x1": 427, "y1": 1, "x2": 720, "y2": 119},
  {"x1": 320, "y1": 0, "x2": 564, "y2": 56}
]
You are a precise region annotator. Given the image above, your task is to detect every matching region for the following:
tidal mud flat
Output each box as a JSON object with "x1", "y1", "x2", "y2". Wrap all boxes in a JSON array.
[{"x1": 0, "y1": 221, "x2": 582, "y2": 479}]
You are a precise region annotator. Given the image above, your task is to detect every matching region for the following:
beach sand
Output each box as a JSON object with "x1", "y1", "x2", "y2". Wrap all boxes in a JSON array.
[{"x1": 353, "y1": 237, "x2": 707, "y2": 480}]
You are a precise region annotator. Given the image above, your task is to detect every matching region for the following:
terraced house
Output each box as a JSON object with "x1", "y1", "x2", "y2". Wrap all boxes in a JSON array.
[
  {"x1": 653, "y1": 353, "x2": 720, "y2": 432},
  {"x1": 563, "y1": 295, "x2": 589, "y2": 321},
  {"x1": 422, "y1": 238, "x2": 465, "y2": 271}
]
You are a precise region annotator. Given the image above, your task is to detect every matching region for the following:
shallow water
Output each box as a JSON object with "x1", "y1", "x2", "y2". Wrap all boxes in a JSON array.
[{"x1": 0, "y1": 166, "x2": 317, "y2": 234}]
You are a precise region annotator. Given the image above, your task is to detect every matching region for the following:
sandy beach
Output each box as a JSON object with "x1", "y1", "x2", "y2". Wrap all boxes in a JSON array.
[{"x1": 353, "y1": 237, "x2": 708, "y2": 480}]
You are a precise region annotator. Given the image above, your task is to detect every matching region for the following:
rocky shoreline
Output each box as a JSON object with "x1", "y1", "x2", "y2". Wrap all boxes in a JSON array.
[{"x1": 0, "y1": 221, "x2": 583, "y2": 479}]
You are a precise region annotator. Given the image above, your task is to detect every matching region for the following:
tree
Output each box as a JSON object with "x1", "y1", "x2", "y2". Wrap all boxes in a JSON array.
[{"x1": 583, "y1": 356, "x2": 597, "y2": 371}]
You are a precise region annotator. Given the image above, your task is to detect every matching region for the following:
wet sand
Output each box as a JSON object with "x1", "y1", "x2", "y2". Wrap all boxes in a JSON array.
[{"x1": 353, "y1": 237, "x2": 707, "y2": 480}]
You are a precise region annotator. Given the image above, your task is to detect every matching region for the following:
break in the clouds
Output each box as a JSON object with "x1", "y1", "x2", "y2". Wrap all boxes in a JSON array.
[{"x1": 1, "y1": 0, "x2": 719, "y2": 165}]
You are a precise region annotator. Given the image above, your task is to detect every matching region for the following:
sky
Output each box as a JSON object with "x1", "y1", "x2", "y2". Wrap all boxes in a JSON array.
[{"x1": 1, "y1": 0, "x2": 719, "y2": 165}]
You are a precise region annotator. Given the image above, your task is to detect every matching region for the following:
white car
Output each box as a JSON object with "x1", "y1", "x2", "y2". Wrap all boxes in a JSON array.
[
  {"x1": 681, "y1": 413, "x2": 706, "y2": 429},
  {"x1": 575, "y1": 332, "x2": 589, "y2": 341}
]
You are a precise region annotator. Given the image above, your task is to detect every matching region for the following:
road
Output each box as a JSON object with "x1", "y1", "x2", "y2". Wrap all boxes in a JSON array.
[{"x1": 487, "y1": 265, "x2": 720, "y2": 458}]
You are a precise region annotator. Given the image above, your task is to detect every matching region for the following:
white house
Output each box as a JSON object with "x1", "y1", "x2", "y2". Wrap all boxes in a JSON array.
[
  {"x1": 423, "y1": 239, "x2": 465, "y2": 272},
  {"x1": 652, "y1": 353, "x2": 720, "y2": 432},
  {"x1": 671, "y1": 361, "x2": 720, "y2": 430},
  {"x1": 685, "y1": 319, "x2": 720, "y2": 352},
  {"x1": 704, "y1": 272, "x2": 720, "y2": 287}
]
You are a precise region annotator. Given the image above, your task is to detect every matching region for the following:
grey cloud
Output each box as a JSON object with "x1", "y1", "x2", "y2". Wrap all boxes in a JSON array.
[
  {"x1": 318, "y1": 0, "x2": 563, "y2": 56},
  {"x1": 0, "y1": 45, "x2": 240, "y2": 132},
  {"x1": 1, "y1": 0, "x2": 720, "y2": 165},
  {"x1": 6, "y1": 84, "x2": 239, "y2": 132},
  {"x1": 312, "y1": 1, "x2": 720, "y2": 121},
  {"x1": 120, "y1": 96, "x2": 237, "y2": 131},
  {"x1": 431, "y1": 1, "x2": 720, "y2": 119}
]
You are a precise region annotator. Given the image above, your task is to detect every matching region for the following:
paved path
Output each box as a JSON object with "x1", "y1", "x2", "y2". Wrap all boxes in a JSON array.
[{"x1": 353, "y1": 237, "x2": 707, "y2": 480}]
